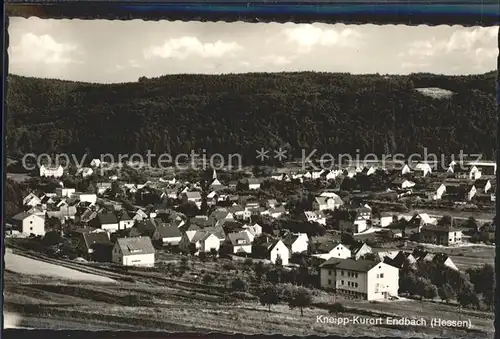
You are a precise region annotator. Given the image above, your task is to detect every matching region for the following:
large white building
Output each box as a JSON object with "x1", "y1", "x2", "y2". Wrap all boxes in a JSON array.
[
  {"x1": 112, "y1": 237, "x2": 155, "y2": 267},
  {"x1": 8, "y1": 212, "x2": 45, "y2": 236},
  {"x1": 320, "y1": 258, "x2": 399, "y2": 301}
]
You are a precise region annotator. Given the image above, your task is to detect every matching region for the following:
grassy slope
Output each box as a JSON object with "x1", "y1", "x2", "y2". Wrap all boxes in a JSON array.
[{"x1": 3, "y1": 253, "x2": 494, "y2": 338}]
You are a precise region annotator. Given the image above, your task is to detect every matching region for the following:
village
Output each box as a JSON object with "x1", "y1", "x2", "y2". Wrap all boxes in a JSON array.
[{"x1": 4, "y1": 156, "x2": 496, "y2": 335}]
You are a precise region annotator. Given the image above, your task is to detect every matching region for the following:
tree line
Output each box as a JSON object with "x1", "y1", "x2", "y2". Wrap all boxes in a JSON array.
[{"x1": 6, "y1": 71, "x2": 497, "y2": 161}]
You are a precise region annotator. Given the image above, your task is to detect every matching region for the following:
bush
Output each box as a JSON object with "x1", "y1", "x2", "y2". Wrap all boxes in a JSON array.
[
  {"x1": 329, "y1": 302, "x2": 346, "y2": 313},
  {"x1": 202, "y1": 274, "x2": 214, "y2": 285},
  {"x1": 243, "y1": 258, "x2": 253, "y2": 266},
  {"x1": 230, "y1": 277, "x2": 248, "y2": 292},
  {"x1": 223, "y1": 262, "x2": 236, "y2": 271}
]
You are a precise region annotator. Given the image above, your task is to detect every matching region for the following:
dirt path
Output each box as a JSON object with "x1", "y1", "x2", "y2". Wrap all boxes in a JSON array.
[{"x1": 5, "y1": 252, "x2": 116, "y2": 283}]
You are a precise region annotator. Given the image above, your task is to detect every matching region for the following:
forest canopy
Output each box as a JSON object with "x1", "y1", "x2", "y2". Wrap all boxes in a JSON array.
[{"x1": 6, "y1": 71, "x2": 497, "y2": 162}]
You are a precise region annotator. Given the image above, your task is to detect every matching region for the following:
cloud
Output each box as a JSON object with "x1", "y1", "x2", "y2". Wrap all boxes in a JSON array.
[
  {"x1": 401, "y1": 27, "x2": 497, "y2": 60},
  {"x1": 143, "y1": 37, "x2": 242, "y2": 60},
  {"x1": 9, "y1": 33, "x2": 78, "y2": 65},
  {"x1": 283, "y1": 24, "x2": 361, "y2": 52},
  {"x1": 260, "y1": 55, "x2": 293, "y2": 66}
]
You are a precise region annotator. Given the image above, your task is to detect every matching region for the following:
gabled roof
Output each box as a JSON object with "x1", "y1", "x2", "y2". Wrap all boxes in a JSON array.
[
  {"x1": 155, "y1": 225, "x2": 182, "y2": 238},
  {"x1": 97, "y1": 212, "x2": 118, "y2": 225},
  {"x1": 82, "y1": 232, "x2": 111, "y2": 250},
  {"x1": 335, "y1": 259, "x2": 379, "y2": 272},
  {"x1": 116, "y1": 237, "x2": 155, "y2": 256},
  {"x1": 319, "y1": 258, "x2": 344, "y2": 268},
  {"x1": 421, "y1": 224, "x2": 462, "y2": 232},
  {"x1": 228, "y1": 231, "x2": 252, "y2": 245},
  {"x1": 185, "y1": 191, "x2": 202, "y2": 199}
]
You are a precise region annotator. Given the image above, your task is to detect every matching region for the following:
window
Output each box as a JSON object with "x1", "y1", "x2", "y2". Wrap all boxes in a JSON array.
[
  {"x1": 341, "y1": 271, "x2": 344, "y2": 276},
  {"x1": 328, "y1": 279, "x2": 332, "y2": 285},
  {"x1": 341, "y1": 280, "x2": 344, "y2": 285},
  {"x1": 30, "y1": 221, "x2": 33, "y2": 224},
  {"x1": 380, "y1": 273, "x2": 384, "y2": 278},
  {"x1": 354, "y1": 282, "x2": 358, "y2": 288},
  {"x1": 30, "y1": 227, "x2": 33, "y2": 231},
  {"x1": 328, "y1": 270, "x2": 331, "y2": 275}
]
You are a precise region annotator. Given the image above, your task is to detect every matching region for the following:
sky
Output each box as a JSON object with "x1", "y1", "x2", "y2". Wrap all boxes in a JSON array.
[{"x1": 7, "y1": 18, "x2": 498, "y2": 83}]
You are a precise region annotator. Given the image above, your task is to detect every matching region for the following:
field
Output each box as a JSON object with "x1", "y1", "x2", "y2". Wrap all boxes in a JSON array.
[{"x1": 3, "y1": 249, "x2": 494, "y2": 338}]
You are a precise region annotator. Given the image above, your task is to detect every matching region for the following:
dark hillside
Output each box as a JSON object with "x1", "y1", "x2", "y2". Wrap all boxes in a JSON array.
[{"x1": 5, "y1": 71, "x2": 497, "y2": 161}]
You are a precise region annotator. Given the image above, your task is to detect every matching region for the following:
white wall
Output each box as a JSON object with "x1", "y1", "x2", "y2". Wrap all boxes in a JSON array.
[
  {"x1": 366, "y1": 262, "x2": 399, "y2": 301},
  {"x1": 21, "y1": 215, "x2": 45, "y2": 236}
]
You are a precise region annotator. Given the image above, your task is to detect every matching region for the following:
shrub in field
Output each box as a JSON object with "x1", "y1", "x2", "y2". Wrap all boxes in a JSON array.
[
  {"x1": 223, "y1": 262, "x2": 236, "y2": 271},
  {"x1": 329, "y1": 302, "x2": 346, "y2": 314},
  {"x1": 288, "y1": 287, "x2": 313, "y2": 317},
  {"x1": 230, "y1": 277, "x2": 248, "y2": 292},
  {"x1": 229, "y1": 291, "x2": 259, "y2": 302},
  {"x1": 243, "y1": 258, "x2": 253, "y2": 266},
  {"x1": 202, "y1": 274, "x2": 214, "y2": 285},
  {"x1": 258, "y1": 284, "x2": 280, "y2": 312}
]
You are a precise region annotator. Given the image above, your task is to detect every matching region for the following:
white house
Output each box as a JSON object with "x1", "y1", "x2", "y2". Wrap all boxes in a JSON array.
[
  {"x1": 313, "y1": 196, "x2": 343, "y2": 211},
  {"x1": 118, "y1": 211, "x2": 134, "y2": 230},
  {"x1": 72, "y1": 193, "x2": 97, "y2": 205},
  {"x1": 392, "y1": 178, "x2": 415, "y2": 189},
  {"x1": 112, "y1": 237, "x2": 155, "y2": 267},
  {"x1": 97, "y1": 183, "x2": 112, "y2": 195},
  {"x1": 248, "y1": 178, "x2": 261, "y2": 190},
  {"x1": 40, "y1": 165, "x2": 64, "y2": 178},
  {"x1": 401, "y1": 164, "x2": 411, "y2": 175},
  {"x1": 283, "y1": 232, "x2": 309, "y2": 254},
  {"x1": 78, "y1": 167, "x2": 94, "y2": 178},
  {"x1": 313, "y1": 242, "x2": 351, "y2": 260},
  {"x1": 55, "y1": 187, "x2": 76, "y2": 198},
  {"x1": 319, "y1": 258, "x2": 399, "y2": 301},
  {"x1": 23, "y1": 193, "x2": 41, "y2": 207},
  {"x1": 414, "y1": 163, "x2": 432, "y2": 177},
  {"x1": 90, "y1": 159, "x2": 102, "y2": 167},
  {"x1": 152, "y1": 225, "x2": 183, "y2": 246},
  {"x1": 242, "y1": 223, "x2": 262, "y2": 241},
  {"x1": 474, "y1": 179, "x2": 492, "y2": 194},
  {"x1": 347, "y1": 242, "x2": 372, "y2": 260},
  {"x1": 179, "y1": 230, "x2": 221, "y2": 254},
  {"x1": 182, "y1": 191, "x2": 202, "y2": 209},
  {"x1": 8, "y1": 212, "x2": 45, "y2": 236},
  {"x1": 268, "y1": 240, "x2": 290, "y2": 265},
  {"x1": 228, "y1": 231, "x2": 253, "y2": 254},
  {"x1": 304, "y1": 210, "x2": 326, "y2": 225}
]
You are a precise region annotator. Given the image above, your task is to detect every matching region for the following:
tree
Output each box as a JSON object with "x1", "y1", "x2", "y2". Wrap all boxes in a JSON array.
[
  {"x1": 254, "y1": 261, "x2": 267, "y2": 282},
  {"x1": 438, "y1": 283, "x2": 455, "y2": 303},
  {"x1": 457, "y1": 282, "x2": 480, "y2": 309},
  {"x1": 230, "y1": 277, "x2": 248, "y2": 292},
  {"x1": 438, "y1": 215, "x2": 452, "y2": 226},
  {"x1": 288, "y1": 287, "x2": 313, "y2": 317},
  {"x1": 275, "y1": 256, "x2": 283, "y2": 267},
  {"x1": 466, "y1": 217, "x2": 479, "y2": 233},
  {"x1": 202, "y1": 274, "x2": 214, "y2": 284},
  {"x1": 258, "y1": 284, "x2": 280, "y2": 312}
]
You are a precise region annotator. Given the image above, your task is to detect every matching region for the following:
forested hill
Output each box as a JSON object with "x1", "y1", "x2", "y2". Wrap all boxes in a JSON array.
[{"x1": 6, "y1": 71, "x2": 497, "y2": 161}]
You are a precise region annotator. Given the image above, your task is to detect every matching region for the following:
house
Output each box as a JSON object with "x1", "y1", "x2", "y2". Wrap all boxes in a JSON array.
[
  {"x1": 112, "y1": 236, "x2": 155, "y2": 267},
  {"x1": 182, "y1": 191, "x2": 202, "y2": 208},
  {"x1": 23, "y1": 192, "x2": 41, "y2": 207},
  {"x1": 410, "y1": 213, "x2": 437, "y2": 226},
  {"x1": 401, "y1": 164, "x2": 411, "y2": 175},
  {"x1": 414, "y1": 163, "x2": 432, "y2": 177},
  {"x1": 419, "y1": 224, "x2": 463, "y2": 246},
  {"x1": 78, "y1": 167, "x2": 94, "y2": 178},
  {"x1": 379, "y1": 212, "x2": 400, "y2": 228},
  {"x1": 267, "y1": 199, "x2": 278, "y2": 209},
  {"x1": 248, "y1": 178, "x2": 261, "y2": 190},
  {"x1": 97, "y1": 183, "x2": 112, "y2": 195},
  {"x1": 54, "y1": 188, "x2": 75, "y2": 198},
  {"x1": 267, "y1": 240, "x2": 290, "y2": 265},
  {"x1": 313, "y1": 242, "x2": 351, "y2": 260},
  {"x1": 360, "y1": 166, "x2": 377, "y2": 176},
  {"x1": 209, "y1": 178, "x2": 225, "y2": 191},
  {"x1": 313, "y1": 195, "x2": 343, "y2": 211},
  {"x1": 453, "y1": 166, "x2": 481, "y2": 180},
  {"x1": 412, "y1": 249, "x2": 458, "y2": 271},
  {"x1": 425, "y1": 183, "x2": 446, "y2": 200},
  {"x1": 347, "y1": 242, "x2": 372, "y2": 260},
  {"x1": 391, "y1": 178, "x2": 415, "y2": 189},
  {"x1": 319, "y1": 258, "x2": 399, "y2": 300},
  {"x1": 179, "y1": 230, "x2": 221, "y2": 254},
  {"x1": 304, "y1": 210, "x2": 326, "y2": 225},
  {"x1": 92, "y1": 212, "x2": 119, "y2": 232},
  {"x1": 283, "y1": 232, "x2": 309, "y2": 254},
  {"x1": 78, "y1": 231, "x2": 112, "y2": 262},
  {"x1": 474, "y1": 179, "x2": 492, "y2": 194},
  {"x1": 133, "y1": 209, "x2": 148, "y2": 222},
  {"x1": 385, "y1": 251, "x2": 417, "y2": 269},
  {"x1": 118, "y1": 211, "x2": 134, "y2": 230},
  {"x1": 227, "y1": 231, "x2": 253, "y2": 254},
  {"x1": 90, "y1": 159, "x2": 102, "y2": 167},
  {"x1": 242, "y1": 223, "x2": 262, "y2": 241},
  {"x1": 40, "y1": 165, "x2": 64, "y2": 178},
  {"x1": 268, "y1": 206, "x2": 286, "y2": 219},
  {"x1": 8, "y1": 212, "x2": 45, "y2": 236},
  {"x1": 73, "y1": 193, "x2": 97, "y2": 205},
  {"x1": 152, "y1": 225, "x2": 183, "y2": 245}
]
